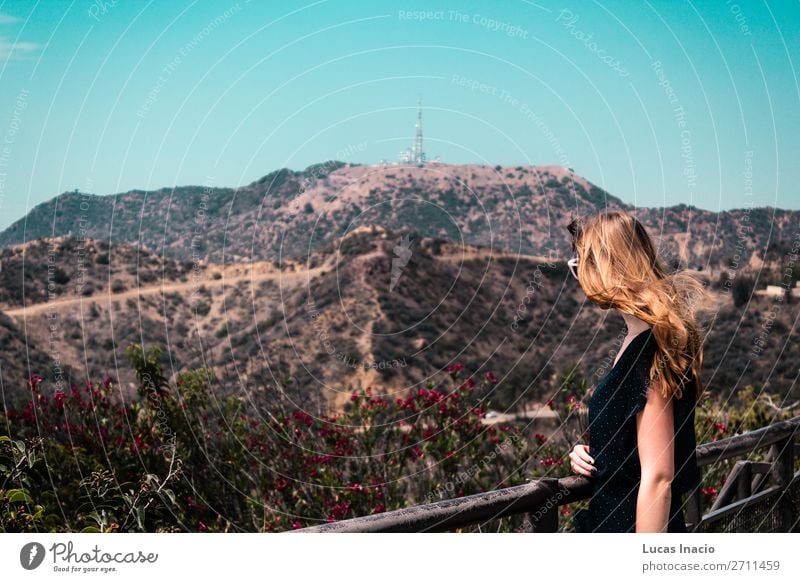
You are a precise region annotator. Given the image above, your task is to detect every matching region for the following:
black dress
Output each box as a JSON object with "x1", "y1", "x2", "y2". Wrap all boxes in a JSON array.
[{"x1": 573, "y1": 328, "x2": 702, "y2": 533}]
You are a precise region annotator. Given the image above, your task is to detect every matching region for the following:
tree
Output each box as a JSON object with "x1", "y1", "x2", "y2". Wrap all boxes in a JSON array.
[{"x1": 731, "y1": 274, "x2": 755, "y2": 307}]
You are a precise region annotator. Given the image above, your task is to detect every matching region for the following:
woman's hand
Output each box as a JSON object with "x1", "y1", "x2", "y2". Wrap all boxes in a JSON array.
[{"x1": 569, "y1": 444, "x2": 596, "y2": 477}]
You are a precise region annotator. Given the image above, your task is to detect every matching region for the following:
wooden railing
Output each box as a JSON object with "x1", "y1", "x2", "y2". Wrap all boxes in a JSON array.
[{"x1": 291, "y1": 416, "x2": 800, "y2": 533}]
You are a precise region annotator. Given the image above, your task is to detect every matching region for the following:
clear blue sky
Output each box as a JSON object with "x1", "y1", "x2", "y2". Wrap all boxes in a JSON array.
[{"x1": 0, "y1": 0, "x2": 798, "y2": 230}]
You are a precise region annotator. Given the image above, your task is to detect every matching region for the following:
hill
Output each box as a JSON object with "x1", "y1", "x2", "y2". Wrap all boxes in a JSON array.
[
  {"x1": 0, "y1": 227, "x2": 796, "y2": 412},
  {"x1": 2, "y1": 163, "x2": 795, "y2": 270}
]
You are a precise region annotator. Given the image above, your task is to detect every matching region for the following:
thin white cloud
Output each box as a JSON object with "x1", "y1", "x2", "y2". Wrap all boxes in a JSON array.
[
  {"x1": 0, "y1": 13, "x2": 39, "y2": 61},
  {"x1": 0, "y1": 37, "x2": 41, "y2": 60}
]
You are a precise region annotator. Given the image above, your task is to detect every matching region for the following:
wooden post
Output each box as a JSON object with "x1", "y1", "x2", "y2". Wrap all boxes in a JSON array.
[
  {"x1": 737, "y1": 462, "x2": 752, "y2": 501},
  {"x1": 528, "y1": 478, "x2": 560, "y2": 532},
  {"x1": 686, "y1": 483, "x2": 701, "y2": 532},
  {"x1": 770, "y1": 436, "x2": 796, "y2": 532}
]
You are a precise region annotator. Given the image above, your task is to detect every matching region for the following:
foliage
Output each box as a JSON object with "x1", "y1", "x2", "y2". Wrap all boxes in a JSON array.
[
  {"x1": 1, "y1": 350, "x2": 527, "y2": 532},
  {"x1": 1, "y1": 351, "x2": 795, "y2": 533}
]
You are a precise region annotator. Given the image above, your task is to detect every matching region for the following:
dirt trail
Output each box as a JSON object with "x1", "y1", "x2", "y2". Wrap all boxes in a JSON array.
[
  {"x1": 438, "y1": 249, "x2": 554, "y2": 263},
  {"x1": 1, "y1": 267, "x2": 325, "y2": 317},
  {"x1": 0, "y1": 250, "x2": 550, "y2": 318}
]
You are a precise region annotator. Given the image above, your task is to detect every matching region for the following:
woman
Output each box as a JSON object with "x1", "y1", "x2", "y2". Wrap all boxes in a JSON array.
[{"x1": 566, "y1": 211, "x2": 706, "y2": 533}]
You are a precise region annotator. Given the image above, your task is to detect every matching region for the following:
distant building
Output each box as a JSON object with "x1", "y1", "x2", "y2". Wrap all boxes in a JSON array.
[{"x1": 765, "y1": 285, "x2": 784, "y2": 297}]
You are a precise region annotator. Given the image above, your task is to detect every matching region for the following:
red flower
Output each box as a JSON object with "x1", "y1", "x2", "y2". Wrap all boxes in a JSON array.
[
  {"x1": 133, "y1": 434, "x2": 144, "y2": 451},
  {"x1": 546, "y1": 398, "x2": 554, "y2": 410},
  {"x1": 197, "y1": 521, "x2": 207, "y2": 531},
  {"x1": 534, "y1": 433, "x2": 547, "y2": 445},
  {"x1": 484, "y1": 371, "x2": 498, "y2": 384},
  {"x1": 292, "y1": 519, "x2": 303, "y2": 530},
  {"x1": 293, "y1": 411, "x2": 313, "y2": 426},
  {"x1": 28, "y1": 374, "x2": 43, "y2": 391},
  {"x1": 702, "y1": 486, "x2": 718, "y2": 497},
  {"x1": 54, "y1": 390, "x2": 67, "y2": 409},
  {"x1": 447, "y1": 364, "x2": 464, "y2": 373},
  {"x1": 327, "y1": 502, "x2": 352, "y2": 521}
]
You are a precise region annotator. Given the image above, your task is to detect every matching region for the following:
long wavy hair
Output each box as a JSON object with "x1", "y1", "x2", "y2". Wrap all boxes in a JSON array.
[{"x1": 567, "y1": 211, "x2": 707, "y2": 401}]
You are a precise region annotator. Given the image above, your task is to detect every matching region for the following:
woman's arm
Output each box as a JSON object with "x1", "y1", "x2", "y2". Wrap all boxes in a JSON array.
[{"x1": 634, "y1": 379, "x2": 675, "y2": 532}]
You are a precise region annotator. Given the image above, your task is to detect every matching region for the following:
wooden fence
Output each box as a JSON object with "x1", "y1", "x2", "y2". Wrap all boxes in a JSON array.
[{"x1": 291, "y1": 416, "x2": 800, "y2": 533}]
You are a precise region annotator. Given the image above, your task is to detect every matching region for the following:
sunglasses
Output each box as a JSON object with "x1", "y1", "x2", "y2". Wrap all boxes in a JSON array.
[{"x1": 567, "y1": 256, "x2": 579, "y2": 280}]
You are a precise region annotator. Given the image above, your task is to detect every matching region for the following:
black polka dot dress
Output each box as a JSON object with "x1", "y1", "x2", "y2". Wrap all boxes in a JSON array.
[{"x1": 573, "y1": 329, "x2": 702, "y2": 533}]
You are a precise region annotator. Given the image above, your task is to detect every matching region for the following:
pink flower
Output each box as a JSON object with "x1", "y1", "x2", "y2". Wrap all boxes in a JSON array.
[
  {"x1": 534, "y1": 433, "x2": 547, "y2": 445},
  {"x1": 459, "y1": 378, "x2": 475, "y2": 390},
  {"x1": 447, "y1": 364, "x2": 464, "y2": 373},
  {"x1": 484, "y1": 371, "x2": 498, "y2": 384}
]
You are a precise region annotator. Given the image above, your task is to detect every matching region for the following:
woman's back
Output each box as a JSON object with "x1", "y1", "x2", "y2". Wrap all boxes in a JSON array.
[{"x1": 573, "y1": 329, "x2": 702, "y2": 532}]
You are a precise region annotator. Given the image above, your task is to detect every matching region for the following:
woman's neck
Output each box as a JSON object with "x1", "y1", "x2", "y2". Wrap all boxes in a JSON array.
[{"x1": 617, "y1": 309, "x2": 651, "y2": 338}]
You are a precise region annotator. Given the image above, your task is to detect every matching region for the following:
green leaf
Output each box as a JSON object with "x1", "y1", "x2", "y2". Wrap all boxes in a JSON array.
[
  {"x1": 7, "y1": 489, "x2": 32, "y2": 503},
  {"x1": 81, "y1": 526, "x2": 101, "y2": 533},
  {"x1": 163, "y1": 489, "x2": 176, "y2": 505}
]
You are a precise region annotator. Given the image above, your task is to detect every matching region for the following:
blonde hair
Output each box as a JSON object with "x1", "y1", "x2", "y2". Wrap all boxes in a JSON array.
[{"x1": 567, "y1": 211, "x2": 707, "y2": 401}]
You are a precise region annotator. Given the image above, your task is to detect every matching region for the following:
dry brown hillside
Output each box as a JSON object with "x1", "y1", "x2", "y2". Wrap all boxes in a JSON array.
[{"x1": 1, "y1": 228, "x2": 796, "y2": 413}]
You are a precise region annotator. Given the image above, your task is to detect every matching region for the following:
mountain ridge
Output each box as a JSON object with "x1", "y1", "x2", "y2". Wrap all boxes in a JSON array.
[{"x1": 4, "y1": 162, "x2": 792, "y2": 271}]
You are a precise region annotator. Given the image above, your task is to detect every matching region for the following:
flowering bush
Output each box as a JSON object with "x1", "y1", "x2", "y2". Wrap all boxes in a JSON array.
[
  {"x1": 1, "y1": 350, "x2": 531, "y2": 532},
  {"x1": 2, "y1": 349, "x2": 794, "y2": 533}
]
